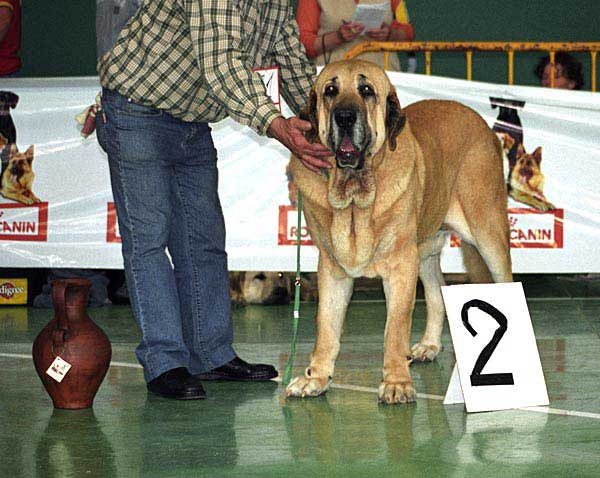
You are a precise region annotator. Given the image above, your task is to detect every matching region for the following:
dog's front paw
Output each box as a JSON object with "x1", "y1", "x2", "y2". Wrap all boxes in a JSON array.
[
  {"x1": 410, "y1": 341, "x2": 441, "y2": 362},
  {"x1": 536, "y1": 203, "x2": 550, "y2": 212},
  {"x1": 285, "y1": 375, "x2": 331, "y2": 398},
  {"x1": 378, "y1": 380, "x2": 416, "y2": 404}
]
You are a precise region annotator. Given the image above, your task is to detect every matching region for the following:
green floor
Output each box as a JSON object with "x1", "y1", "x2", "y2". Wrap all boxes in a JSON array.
[{"x1": 1, "y1": 276, "x2": 600, "y2": 477}]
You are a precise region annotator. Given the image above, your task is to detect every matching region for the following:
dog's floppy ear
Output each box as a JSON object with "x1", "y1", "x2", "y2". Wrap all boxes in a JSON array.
[
  {"x1": 9, "y1": 92, "x2": 19, "y2": 109},
  {"x1": 299, "y1": 89, "x2": 319, "y2": 143},
  {"x1": 0, "y1": 91, "x2": 19, "y2": 109},
  {"x1": 385, "y1": 89, "x2": 406, "y2": 151}
]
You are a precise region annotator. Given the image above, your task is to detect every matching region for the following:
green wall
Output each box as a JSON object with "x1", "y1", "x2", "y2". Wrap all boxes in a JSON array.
[
  {"x1": 403, "y1": 0, "x2": 599, "y2": 87},
  {"x1": 19, "y1": 0, "x2": 599, "y2": 89},
  {"x1": 20, "y1": 1, "x2": 96, "y2": 77}
]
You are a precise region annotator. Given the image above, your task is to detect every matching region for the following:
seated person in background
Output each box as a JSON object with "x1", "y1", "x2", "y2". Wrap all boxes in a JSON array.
[
  {"x1": 297, "y1": 0, "x2": 414, "y2": 70},
  {"x1": 534, "y1": 52, "x2": 584, "y2": 90}
]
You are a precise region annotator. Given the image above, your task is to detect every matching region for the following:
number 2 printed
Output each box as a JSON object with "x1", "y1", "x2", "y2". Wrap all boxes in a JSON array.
[{"x1": 461, "y1": 299, "x2": 515, "y2": 387}]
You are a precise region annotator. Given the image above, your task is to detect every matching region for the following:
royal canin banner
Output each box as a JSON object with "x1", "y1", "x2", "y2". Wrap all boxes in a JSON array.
[{"x1": 0, "y1": 74, "x2": 598, "y2": 272}]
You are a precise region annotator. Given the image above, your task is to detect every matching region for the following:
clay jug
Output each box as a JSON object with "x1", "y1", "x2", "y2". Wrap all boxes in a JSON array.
[{"x1": 32, "y1": 279, "x2": 112, "y2": 409}]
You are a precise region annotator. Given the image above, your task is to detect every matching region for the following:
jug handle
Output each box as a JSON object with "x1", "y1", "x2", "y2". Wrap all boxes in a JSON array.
[{"x1": 51, "y1": 281, "x2": 70, "y2": 354}]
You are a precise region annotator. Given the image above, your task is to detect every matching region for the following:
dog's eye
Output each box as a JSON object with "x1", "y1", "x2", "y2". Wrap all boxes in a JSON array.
[
  {"x1": 254, "y1": 273, "x2": 267, "y2": 281},
  {"x1": 324, "y1": 84, "x2": 338, "y2": 97},
  {"x1": 359, "y1": 84, "x2": 375, "y2": 97}
]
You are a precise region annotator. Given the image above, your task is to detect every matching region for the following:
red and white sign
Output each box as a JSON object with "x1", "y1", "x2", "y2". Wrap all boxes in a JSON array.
[
  {"x1": 281, "y1": 206, "x2": 563, "y2": 250},
  {"x1": 0, "y1": 202, "x2": 48, "y2": 241},
  {"x1": 509, "y1": 208, "x2": 563, "y2": 248},
  {"x1": 106, "y1": 202, "x2": 121, "y2": 243},
  {"x1": 451, "y1": 208, "x2": 563, "y2": 249},
  {"x1": 278, "y1": 205, "x2": 313, "y2": 246}
]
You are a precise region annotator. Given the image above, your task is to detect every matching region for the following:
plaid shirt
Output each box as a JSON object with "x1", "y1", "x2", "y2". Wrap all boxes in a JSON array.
[{"x1": 98, "y1": 0, "x2": 316, "y2": 135}]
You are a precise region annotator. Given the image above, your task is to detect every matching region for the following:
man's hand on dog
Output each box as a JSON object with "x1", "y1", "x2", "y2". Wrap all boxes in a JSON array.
[{"x1": 268, "y1": 117, "x2": 333, "y2": 173}]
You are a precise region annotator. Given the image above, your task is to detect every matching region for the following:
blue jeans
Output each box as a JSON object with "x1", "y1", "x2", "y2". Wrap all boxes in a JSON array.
[{"x1": 96, "y1": 88, "x2": 236, "y2": 382}]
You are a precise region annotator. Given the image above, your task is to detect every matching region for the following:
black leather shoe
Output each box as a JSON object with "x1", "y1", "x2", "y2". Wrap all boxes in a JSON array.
[
  {"x1": 147, "y1": 367, "x2": 206, "y2": 400},
  {"x1": 195, "y1": 357, "x2": 278, "y2": 382}
]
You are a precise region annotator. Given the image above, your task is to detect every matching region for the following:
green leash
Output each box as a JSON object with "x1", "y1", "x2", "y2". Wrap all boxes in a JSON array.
[{"x1": 282, "y1": 190, "x2": 303, "y2": 386}]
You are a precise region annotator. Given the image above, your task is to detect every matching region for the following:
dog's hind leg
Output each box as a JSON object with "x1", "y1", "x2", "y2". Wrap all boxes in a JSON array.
[
  {"x1": 460, "y1": 206, "x2": 513, "y2": 284},
  {"x1": 455, "y1": 141, "x2": 513, "y2": 284},
  {"x1": 461, "y1": 242, "x2": 493, "y2": 283},
  {"x1": 286, "y1": 255, "x2": 354, "y2": 398},
  {"x1": 412, "y1": 234, "x2": 446, "y2": 362},
  {"x1": 472, "y1": 235, "x2": 512, "y2": 284}
]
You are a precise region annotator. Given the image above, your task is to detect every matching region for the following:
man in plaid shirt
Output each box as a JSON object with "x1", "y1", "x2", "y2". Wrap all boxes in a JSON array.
[{"x1": 96, "y1": 0, "x2": 332, "y2": 400}]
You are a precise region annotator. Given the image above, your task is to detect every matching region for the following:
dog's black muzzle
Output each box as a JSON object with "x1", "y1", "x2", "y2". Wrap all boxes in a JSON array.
[{"x1": 332, "y1": 106, "x2": 366, "y2": 170}]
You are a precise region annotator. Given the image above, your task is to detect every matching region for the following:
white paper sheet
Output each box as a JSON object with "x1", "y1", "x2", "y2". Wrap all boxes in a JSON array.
[{"x1": 351, "y1": 2, "x2": 388, "y2": 31}]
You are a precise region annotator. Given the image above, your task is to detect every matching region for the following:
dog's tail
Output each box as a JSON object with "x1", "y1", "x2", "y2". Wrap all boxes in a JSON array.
[{"x1": 461, "y1": 242, "x2": 493, "y2": 283}]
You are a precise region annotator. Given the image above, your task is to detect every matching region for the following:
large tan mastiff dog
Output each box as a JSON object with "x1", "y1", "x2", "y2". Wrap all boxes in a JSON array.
[{"x1": 285, "y1": 60, "x2": 512, "y2": 404}]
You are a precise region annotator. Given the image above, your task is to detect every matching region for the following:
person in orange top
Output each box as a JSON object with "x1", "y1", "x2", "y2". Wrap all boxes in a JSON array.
[
  {"x1": 297, "y1": 0, "x2": 414, "y2": 70},
  {"x1": 0, "y1": 0, "x2": 20, "y2": 76}
]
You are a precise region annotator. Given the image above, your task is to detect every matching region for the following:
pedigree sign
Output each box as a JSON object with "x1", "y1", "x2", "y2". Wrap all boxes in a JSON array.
[
  {"x1": 0, "y1": 279, "x2": 28, "y2": 305},
  {"x1": 0, "y1": 203, "x2": 48, "y2": 241}
]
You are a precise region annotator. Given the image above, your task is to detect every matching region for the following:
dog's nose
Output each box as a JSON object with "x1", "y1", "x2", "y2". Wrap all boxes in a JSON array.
[{"x1": 334, "y1": 107, "x2": 356, "y2": 129}]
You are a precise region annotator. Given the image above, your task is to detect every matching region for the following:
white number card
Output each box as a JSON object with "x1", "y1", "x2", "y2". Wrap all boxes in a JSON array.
[
  {"x1": 442, "y1": 282, "x2": 549, "y2": 413},
  {"x1": 254, "y1": 66, "x2": 281, "y2": 112}
]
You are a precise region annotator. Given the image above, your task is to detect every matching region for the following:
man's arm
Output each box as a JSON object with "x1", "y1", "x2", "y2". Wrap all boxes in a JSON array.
[
  {"x1": 0, "y1": 4, "x2": 13, "y2": 43},
  {"x1": 269, "y1": 11, "x2": 317, "y2": 118},
  {"x1": 184, "y1": 0, "x2": 331, "y2": 172},
  {"x1": 183, "y1": 0, "x2": 282, "y2": 136},
  {"x1": 267, "y1": 9, "x2": 333, "y2": 172}
]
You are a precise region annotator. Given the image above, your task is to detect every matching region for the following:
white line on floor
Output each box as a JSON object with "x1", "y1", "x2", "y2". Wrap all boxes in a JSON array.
[
  {"x1": 350, "y1": 297, "x2": 600, "y2": 304},
  {"x1": 3, "y1": 352, "x2": 600, "y2": 420}
]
